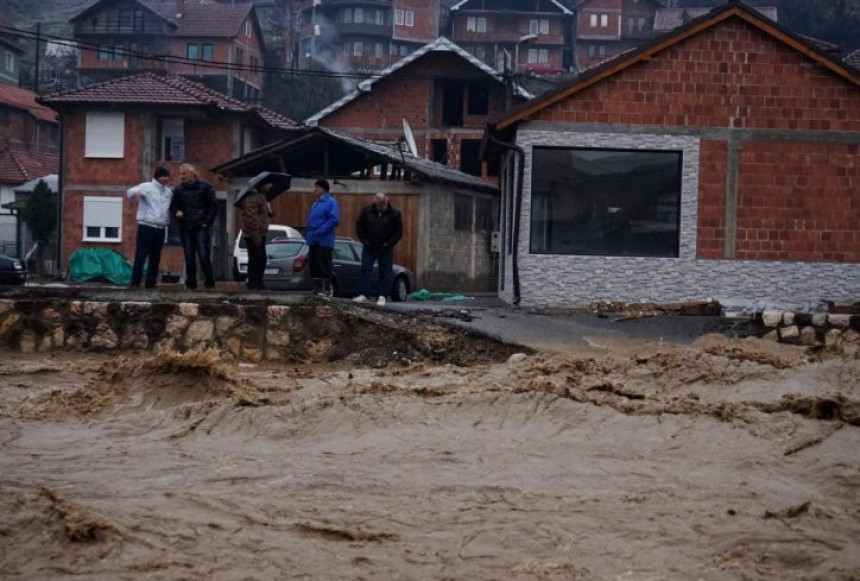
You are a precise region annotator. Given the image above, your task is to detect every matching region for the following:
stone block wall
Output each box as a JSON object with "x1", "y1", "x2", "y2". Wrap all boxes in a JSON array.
[{"x1": 0, "y1": 297, "x2": 517, "y2": 365}]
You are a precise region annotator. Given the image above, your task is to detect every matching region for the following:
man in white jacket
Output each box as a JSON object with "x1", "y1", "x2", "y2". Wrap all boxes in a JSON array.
[{"x1": 127, "y1": 166, "x2": 173, "y2": 288}]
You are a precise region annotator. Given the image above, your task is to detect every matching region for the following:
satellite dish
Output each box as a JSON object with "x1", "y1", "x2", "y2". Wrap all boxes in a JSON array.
[{"x1": 402, "y1": 117, "x2": 418, "y2": 157}]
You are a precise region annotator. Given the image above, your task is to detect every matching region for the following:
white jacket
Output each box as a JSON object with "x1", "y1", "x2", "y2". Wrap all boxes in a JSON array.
[{"x1": 127, "y1": 179, "x2": 173, "y2": 228}]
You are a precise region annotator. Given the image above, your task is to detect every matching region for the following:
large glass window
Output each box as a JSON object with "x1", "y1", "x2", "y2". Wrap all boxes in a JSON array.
[{"x1": 530, "y1": 147, "x2": 682, "y2": 257}]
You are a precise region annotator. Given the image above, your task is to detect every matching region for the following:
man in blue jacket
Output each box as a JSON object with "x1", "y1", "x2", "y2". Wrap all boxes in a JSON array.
[
  {"x1": 170, "y1": 163, "x2": 219, "y2": 290},
  {"x1": 305, "y1": 178, "x2": 340, "y2": 296}
]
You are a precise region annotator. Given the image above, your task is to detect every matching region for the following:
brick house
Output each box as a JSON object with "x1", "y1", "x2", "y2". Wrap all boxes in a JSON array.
[
  {"x1": 0, "y1": 85, "x2": 60, "y2": 257},
  {"x1": 448, "y1": 0, "x2": 573, "y2": 73},
  {"x1": 71, "y1": 0, "x2": 265, "y2": 101},
  {"x1": 306, "y1": 37, "x2": 532, "y2": 182},
  {"x1": 0, "y1": 15, "x2": 24, "y2": 87},
  {"x1": 38, "y1": 73, "x2": 297, "y2": 279},
  {"x1": 295, "y1": 0, "x2": 441, "y2": 72},
  {"x1": 484, "y1": 1, "x2": 860, "y2": 307},
  {"x1": 214, "y1": 126, "x2": 501, "y2": 291}
]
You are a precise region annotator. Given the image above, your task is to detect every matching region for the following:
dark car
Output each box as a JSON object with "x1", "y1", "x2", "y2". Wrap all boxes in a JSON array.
[
  {"x1": 0, "y1": 254, "x2": 27, "y2": 285},
  {"x1": 264, "y1": 238, "x2": 414, "y2": 301}
]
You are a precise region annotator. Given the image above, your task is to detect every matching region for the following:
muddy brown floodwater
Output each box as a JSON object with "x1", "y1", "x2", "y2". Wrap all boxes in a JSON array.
[{"x1": 0, "y1": 330, "x2": 858, "y2": 581}]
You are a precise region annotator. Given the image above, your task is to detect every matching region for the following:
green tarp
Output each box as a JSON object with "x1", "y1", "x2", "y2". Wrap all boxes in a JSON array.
[
  {"x1": 406, "y1": 289, "x2": 471, "y2": 302},
  {"x1": 69, "y1": 248, "x2": 132, "y2": 285}
]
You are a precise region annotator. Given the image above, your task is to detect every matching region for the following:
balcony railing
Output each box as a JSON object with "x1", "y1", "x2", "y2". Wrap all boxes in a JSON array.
[{"x1": 74, "y1": 22, "x2": 166, "y2": 35}]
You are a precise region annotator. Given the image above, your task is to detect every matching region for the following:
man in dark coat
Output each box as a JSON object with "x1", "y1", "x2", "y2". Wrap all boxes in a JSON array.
[
  {"x1": 354, "y1": 192, "x2": 403, "y2": 306},
  {"x1": 170, "y1": 163, "x2": 218, "y2": 290}
]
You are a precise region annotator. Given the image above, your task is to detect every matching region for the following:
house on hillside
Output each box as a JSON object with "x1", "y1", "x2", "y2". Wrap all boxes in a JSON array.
[
  {"x1": 0, "y1": 84, "x2": 60, "y2": 261},
  {"x1": 295, "y1": 0, "x2": 441, "y2": 72},
  {"x1": 37, "y1": 73, "x2": 298, "y2": 279},
  {"x1": 70, "y1": 0, "x2": 265, "y2": 101},
  {"x1": 306, "y1": 37, "x2": 533, "y2": 183},
  {"x1": 214, "y1": 127, "x2": 500, "y2": 291},
  {"x1": 0, "y1": 15, "x2": 24, "y2": 87},
  {"x1": 484, "y1": 1, "x2": 860, "y2": 308},
  {"x1": 448, "y1": 0, "x2": 573, "y2": 73}
]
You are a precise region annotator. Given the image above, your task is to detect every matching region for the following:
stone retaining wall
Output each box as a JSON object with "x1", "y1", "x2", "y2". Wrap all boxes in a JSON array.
[
  {"x1": 757, "y1": 309, "x2": 860, "y2": 351},
  {"x1": 0, "y1": 298, "x2": 511, "y2": 364}
]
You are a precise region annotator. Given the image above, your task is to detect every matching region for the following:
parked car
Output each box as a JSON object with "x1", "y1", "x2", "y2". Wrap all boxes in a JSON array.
[
  {"x1": 264, "y1": 238, "x2": 414, "y2": 301},
  {"x1": 0, "y1": 254, "x2": 27, "y2": 285},
  {"x1": 233, "y1": 224, "x2": 303, "y2": 281}
]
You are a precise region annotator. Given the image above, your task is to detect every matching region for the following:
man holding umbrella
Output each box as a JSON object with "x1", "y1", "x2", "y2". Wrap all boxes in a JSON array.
[{"x1": 234, "y1": 172, "x2": 291, "y2": 291}]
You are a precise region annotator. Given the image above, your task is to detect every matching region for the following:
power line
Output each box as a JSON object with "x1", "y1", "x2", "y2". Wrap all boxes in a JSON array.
[{"x1": 0, "y1": 23, "x2": 506, "y2": 83}]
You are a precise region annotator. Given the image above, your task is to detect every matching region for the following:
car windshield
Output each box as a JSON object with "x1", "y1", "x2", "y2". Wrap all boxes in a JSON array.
[{"x1": 267, "y1": 242, "x2": 304, "y2": 259}]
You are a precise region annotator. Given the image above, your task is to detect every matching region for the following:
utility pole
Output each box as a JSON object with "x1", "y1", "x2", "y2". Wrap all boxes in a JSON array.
[{"x1": 33, "y1": 23, "x2": 41, "y2": 93}]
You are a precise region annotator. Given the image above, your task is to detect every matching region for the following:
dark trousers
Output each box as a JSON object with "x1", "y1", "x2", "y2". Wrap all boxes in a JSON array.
[
  {"x1": 131, "y1": 224, "x2": 166, "y2": 288},
  {"x1": 180, "y1": 226, "x2": 215, "y2": 289},
  {"x1": 245, "y1": 235, "x2": 267, "y2": 290},
  {"x1": 308, "y1": 244, "x2": 333, "y2": 281},
  {"x1": 360, "y1": 247, "x2": 393, "y2": 298}
]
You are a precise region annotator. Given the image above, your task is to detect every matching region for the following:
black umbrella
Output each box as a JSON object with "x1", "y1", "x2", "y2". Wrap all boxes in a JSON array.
[{"x1": 234, "y1": 171, "x2": 292, "y2": 207}]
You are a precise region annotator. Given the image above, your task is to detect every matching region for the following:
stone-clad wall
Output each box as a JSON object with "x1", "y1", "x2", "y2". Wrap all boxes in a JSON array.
[{"x1": 0, "y1": 299, "x2": 361, "y2": 362}]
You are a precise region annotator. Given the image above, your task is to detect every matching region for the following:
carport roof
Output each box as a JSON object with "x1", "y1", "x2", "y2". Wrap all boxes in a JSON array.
[{"x1": 213, "y1": 127, "x2": 498, "y2": 193}]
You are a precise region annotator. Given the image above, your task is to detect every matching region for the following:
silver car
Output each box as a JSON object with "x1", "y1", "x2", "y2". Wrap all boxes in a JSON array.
[{"x1": 264, "y1": 238, "x2": 414, "y2": 301}]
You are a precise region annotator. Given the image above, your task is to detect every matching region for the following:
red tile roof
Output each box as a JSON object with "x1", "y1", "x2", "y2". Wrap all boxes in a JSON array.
[
  {"x1": 0, "y1": 147, "x2": 58, "y2": 185},
  {"x1": 655, "y1": 6, "x2": 778, "y2": 32},
  {"x1": 38, "y1": 73, "x2": 297, "y2": 129},
  {"x1": 0, "y1": 85, "x2": 58, "y2": 124},
  {"x1": 171, "y1": 1, "x2": 254, "y2": 38}
]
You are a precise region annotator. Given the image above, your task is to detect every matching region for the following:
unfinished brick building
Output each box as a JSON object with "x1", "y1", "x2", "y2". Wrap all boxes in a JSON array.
[{"x1": 484, "y1": 1, "x2": 859, "y2": 307}]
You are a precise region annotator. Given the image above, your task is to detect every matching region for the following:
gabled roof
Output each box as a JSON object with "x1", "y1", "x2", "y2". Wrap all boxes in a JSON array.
[
  {"x1": 451, "y1": 0, "x2": 571, "y2": 14},
  {"x1": 490, "y1": 0, "x2": 860, "y2": 131},
  {"x1": 213, "y1": 127, "x2": 498, "y2": 193},
  {"x1": 71, "y1": 0, "x2": 172, "y2": 27},
  {"x1": 0, "y1": 85, "x2": 59, "y2": 124},
  {"x1": 846, "y1": 49, "x2": 860, "y2": 72},
  {"x1": 654, "y1": 6, "x2": 777, "y2": 32},
  {"x1": 0, "y1": 15, "x2": 23, "y2": 53},
  {"x1": 37, "y1": 73, "x2": 297, "y2": 130},
  {"x1": 305, "y1": 37, "x2": 532, "y2": 126},
  {"x1": 0, "y1": 148, "x2": 58, "y2": 185},
  {"x1": 71, "y1": 0, "x2": 257, "y2": 41}
]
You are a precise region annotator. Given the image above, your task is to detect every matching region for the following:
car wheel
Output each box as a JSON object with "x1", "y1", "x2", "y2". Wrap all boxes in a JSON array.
[{"x1": 391, "y1": 275, "x2": 409, "y2": 302}]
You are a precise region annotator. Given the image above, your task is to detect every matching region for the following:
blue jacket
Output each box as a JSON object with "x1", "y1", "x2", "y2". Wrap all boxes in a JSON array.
[{"x1": 305, "y1": 192, "x2": 340, "y2": 247}]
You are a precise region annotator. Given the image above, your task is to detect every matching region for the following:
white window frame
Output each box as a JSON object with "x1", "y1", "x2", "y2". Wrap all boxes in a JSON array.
[
  {"x1": 5, "y1": 52, "x2": 14, "y2": 72},
  {"x1": 85, "y1": 111, "x2": 125, "y2": 158},
  {"x1": 589, "y1": 14, "x2": 597, "y2": 27},
  {"x1": 353, "y1": 40, "x2": 363, "y2": 57},
  {"x1": 82, "y1": 196, "x2": 123, "y2": 242},
  {"x1": 395, "y1": 9, "x2": 404, "y2": 25},
  {"x1": 405, "y1": 10, "x2": 414, "y2": 27},
  {"x1": 601, "y1": 14, "x2": 609, "y2": 27},
  {"x1": 477, "y1": 17, "x2": 486, "y2": 33},
  {"x1": 245, "y1": 21, "x2": 251, "y2": 37}
]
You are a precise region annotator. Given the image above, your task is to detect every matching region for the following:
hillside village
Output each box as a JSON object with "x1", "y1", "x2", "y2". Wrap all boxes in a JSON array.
[{"x1": 0, "y1": 0, "x2": 857, "y2": 309}]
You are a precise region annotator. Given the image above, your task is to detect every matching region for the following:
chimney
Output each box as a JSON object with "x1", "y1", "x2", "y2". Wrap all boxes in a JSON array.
[{"x1": 176, "y1": 0, "x2": 184, "y2": 18}]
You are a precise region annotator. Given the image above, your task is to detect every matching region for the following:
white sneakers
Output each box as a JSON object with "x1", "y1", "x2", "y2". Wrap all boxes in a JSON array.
[{"x1": 353, "y1": 294, "x2": 385, "y2": 305}]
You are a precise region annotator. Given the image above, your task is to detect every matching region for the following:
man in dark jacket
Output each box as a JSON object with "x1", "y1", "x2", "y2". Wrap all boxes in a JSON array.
[
  {"x1": 170, "y1": 163, "x2": 218, "y2": 290},
  {"x1": 354, "y1": 192, "x2": 403, "y2": 305}
]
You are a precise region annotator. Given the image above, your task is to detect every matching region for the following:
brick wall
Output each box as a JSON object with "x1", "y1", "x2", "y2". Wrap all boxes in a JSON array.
[{"x1": 736, "y1": 141, "x2": 859, "y2": 262}]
